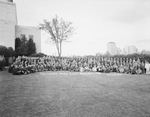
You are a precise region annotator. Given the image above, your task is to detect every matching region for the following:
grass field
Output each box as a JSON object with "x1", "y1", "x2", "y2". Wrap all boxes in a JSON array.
[{"x1": 0, "y1": 71, "x2": 150, "y2": 117}]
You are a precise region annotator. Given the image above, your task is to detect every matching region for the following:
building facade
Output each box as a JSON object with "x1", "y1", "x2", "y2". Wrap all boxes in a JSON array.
[
  {"x1": 0, "y1": 0, "x2": 17, "y2": 48},
  {"x1": 129, "y1": 45, "x2": 138, "y2": 54},
  {"x1": 123, "y1": 45, "x2": 138, "y2": 55},
  {"x1": 123, "y1": 46, "x2": 129, "y2": 55},
  {"x1": 107, "y1": 42, "x2": 117, "y2": 55},
  {"x1": 15, "y1": 26, "x2": 41, "y2": 53},
  {"x1": 117, "y1": 47, "x2": 122, "y2": 55},
  {"x1": 0, "y1": 0, "x2": 41, "y2": 53}
]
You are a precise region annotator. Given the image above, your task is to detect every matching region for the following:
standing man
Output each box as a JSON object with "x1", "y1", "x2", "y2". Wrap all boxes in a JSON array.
[{"x1": 145, "y1": 60, "x2": 150, "y2": 74}]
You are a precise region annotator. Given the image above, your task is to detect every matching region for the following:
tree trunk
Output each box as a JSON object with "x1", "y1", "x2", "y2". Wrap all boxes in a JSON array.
[
  {"x1": 59, "y1": 42, "x2": 62, "y2": 58},
  {"x1": 56, "y1": 42, "x2": 60, "y2": 57}
]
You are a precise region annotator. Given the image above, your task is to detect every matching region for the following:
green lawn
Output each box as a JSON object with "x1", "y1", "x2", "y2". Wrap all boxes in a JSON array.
[{"x1": 0, "y1": 71, "x2": 150, "y2": 117}]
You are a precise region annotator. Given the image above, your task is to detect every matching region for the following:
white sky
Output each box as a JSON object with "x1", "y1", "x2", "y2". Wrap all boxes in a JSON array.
[{"x1": 14, "y1": 0, "x2": 150, "y2": 56}]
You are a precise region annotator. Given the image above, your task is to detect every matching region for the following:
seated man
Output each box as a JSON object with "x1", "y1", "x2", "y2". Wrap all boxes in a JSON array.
[
  {"x1": 102, "y1": 65, "x2": 107, "y2": 73},
  {"x1": 84, "y1": 65, "x2": 90, "y2": 72},
  {"x1": 130, "y1": 66, "x2": 137, "y2": 74},
  {"x1": 8, "y1": 64, "x2": 14, "y2": 73},
  {"x1": 112, "y1": 64, "x2": 118, "y2": 72},
  {"x1": 80, "y1": 65, "x2": 84, "y2": 72},
  {"x1": 123, "y1": 65, "x2": 130, "y2": 74},
  {"x1": 119, "y1": 65, "x2": 124, "y2": 73},
  {"x1": 97, "y1": 64, "x2": 103, "y2": 72},
  {"x1": 136, "y1": 67, "x2": 142, "y2": 74},
  {"x1": 92, "y1": 65, "x2": 97, "y2": 72},
  {"x1": 12, "y1": 65, "x2": 22, "y2": 75}
]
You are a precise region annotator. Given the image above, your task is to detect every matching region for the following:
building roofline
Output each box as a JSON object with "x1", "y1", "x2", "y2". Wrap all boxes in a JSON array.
[
  {"x1": 16, "y1": 25, "x2": 40, "y2": 30},
  {"x1": 0, "y1": 0, "x2": 15, "y2": 5},
  {"x1": 107, "y1": 42, "x2": 115, "y2": 44}
]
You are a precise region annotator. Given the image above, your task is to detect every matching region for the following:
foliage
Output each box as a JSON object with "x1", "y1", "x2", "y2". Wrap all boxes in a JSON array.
[
  {"x1": 27, "y1": 38, "x2": 36, "y2": 56},
  {"x1": 0, "y1": 46, "x2": 15, "y2": 66},
  {"x1": 0, "y1": 56, "x2": 5, "y2": 70},
  {"x1": 8, "y1": 47, "x2": 16, "y2": 57},
  {"x1": 0, "y1": 45, "x2": 15, "y2": 57},
  {"x1": 104, "y1": 51, "x2": 110, "y2": 57},
  {"x1": 15, "y1": 37, "x2": 36, "y2": 56},
  {"x1": 15, "y1": 37, "x2": 22, "y2": 54},
  {"x1": 0, "y1": 45, "x2": 8, "y2": 57},
  {"x1": 29, "y1": 53, "x2": 46, "y2": 57},
  {"x1": 39, "y1": 15, "x2": 75, "y2": 57}
]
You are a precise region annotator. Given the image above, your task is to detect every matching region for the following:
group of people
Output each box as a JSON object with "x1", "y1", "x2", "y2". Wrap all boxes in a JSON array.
[{"x1": 8, "y1": 56, "x2": 150, "y2": 75}]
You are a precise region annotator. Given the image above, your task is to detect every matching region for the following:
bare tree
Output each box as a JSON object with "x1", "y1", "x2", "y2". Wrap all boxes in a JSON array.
[{"x1": 39, "y1": 15, "x2": 75, "y2": 57}]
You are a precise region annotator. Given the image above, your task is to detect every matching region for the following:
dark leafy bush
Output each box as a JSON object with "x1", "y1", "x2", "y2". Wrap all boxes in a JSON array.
[
  {"x1": 15, "y1": 37, "x2": 36, "y2": 56},
  {"x1": 0, "y1": 56, "x2": 6, "y2": 70},
  {"x1": 0, "y1": 45, "x2": 15, "y2": 66},
  {"x1": 29, "y1": 53, "x2": 46, "y2": 57}
]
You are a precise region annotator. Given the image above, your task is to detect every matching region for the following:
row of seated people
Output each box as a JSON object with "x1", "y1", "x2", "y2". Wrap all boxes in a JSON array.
[{"x1": 8, "y1": 56, "x2": 147, "y2": 75}]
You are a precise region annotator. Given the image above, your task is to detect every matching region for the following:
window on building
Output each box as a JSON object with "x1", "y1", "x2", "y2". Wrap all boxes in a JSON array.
[
  {"x1": 29, "y1": 35, "x2": 34, "y2": 40},
  {"x1": 8, "y1": 0, "x2": 13, "y2": 2},
  {"x1": 20, "y1": 34, "x2": 26, "y2": 39}
]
